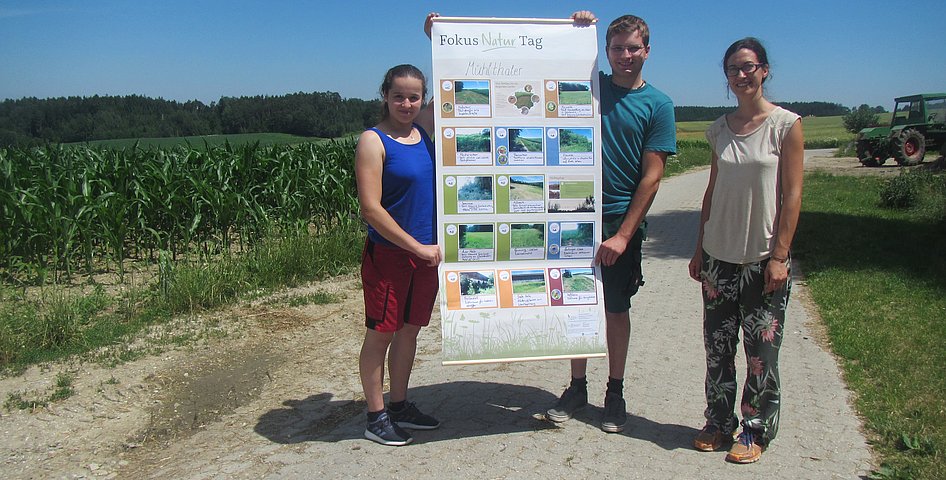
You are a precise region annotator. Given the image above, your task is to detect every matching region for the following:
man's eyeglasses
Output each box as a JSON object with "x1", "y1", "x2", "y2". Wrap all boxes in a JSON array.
[
  {"x1": 726, "y1": 63, "x2": 765, "y2": 77},
  {"x1": 609, "y1": 44, "x2": 646, "y2": 55}
]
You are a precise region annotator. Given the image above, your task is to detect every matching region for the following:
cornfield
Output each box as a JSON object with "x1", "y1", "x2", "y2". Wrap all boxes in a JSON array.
[{"x1": 0, "y1": 140, "x2": 359, "y2": 281}]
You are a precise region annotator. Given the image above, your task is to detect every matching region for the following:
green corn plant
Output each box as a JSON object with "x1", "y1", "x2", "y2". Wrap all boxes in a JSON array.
[{"x1": 0, "y1": 139, "x2": 359, "y2": 283}]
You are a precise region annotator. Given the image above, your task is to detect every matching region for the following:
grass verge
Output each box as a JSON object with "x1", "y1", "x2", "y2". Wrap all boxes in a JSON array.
[
  {"x1": 0, "y1": 221, "x2": 364, "y2": 376},
  {"x1": 665, "y1": 139, "x2": 712, "y2": 177},
  {"x1": 795, "y1": 171, "x2": 946, "y2": 479}
]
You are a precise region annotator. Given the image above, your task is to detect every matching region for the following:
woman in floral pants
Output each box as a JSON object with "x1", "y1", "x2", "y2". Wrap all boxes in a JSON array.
[
  {"x1": 687, "y1": 37, "x2": 804, "y2": 464},
  {"x1": 696, "y1": 256, "x2": 792, "y2": 459}
]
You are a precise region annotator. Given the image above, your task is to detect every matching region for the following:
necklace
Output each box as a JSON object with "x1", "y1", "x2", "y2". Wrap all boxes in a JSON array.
[
  {"x1": 395, "y1": 129, "x2": 416, "y2": 143},
  {"x1": 380, "y1": 121, "x2": 416, "y2": 141}
]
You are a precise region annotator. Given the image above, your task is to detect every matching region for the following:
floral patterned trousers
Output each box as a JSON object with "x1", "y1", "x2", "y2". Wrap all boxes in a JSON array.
[{"x1": 698, "y1": 251, "x2": 790, "y2": 445}]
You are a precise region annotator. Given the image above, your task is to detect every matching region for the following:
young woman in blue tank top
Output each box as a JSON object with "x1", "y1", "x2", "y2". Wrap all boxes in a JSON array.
[{"x1": 354, "y1": 64, "x2": 441, "y2": 446}]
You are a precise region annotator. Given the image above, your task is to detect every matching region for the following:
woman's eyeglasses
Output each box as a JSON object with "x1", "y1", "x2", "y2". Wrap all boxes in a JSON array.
[{"x1": 725, "y1": 63, "x2": 765, "y2": 77}]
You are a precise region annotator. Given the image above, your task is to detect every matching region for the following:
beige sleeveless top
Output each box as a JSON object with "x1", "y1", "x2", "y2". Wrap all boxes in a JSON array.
[{"x1": 702, "y1": 106, "x2": 800, "y2": 264}]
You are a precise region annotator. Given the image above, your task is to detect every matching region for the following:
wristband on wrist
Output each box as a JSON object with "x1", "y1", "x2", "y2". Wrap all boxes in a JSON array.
[{"x1": 770, "y1": 253, "x2": 788, "y2": 263}]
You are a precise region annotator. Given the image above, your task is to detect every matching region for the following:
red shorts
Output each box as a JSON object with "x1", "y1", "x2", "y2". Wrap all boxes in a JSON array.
[{"x1": 361, "y1": 239, "x2": 439, "y2": 333}]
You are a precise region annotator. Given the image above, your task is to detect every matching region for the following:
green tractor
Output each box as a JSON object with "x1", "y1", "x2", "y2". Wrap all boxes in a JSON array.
[{"x1": 856, "y1": 93, "x2": 946, "y2": 167}]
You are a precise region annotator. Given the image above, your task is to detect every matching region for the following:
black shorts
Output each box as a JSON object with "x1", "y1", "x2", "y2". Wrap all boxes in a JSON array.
[{"x1": 600, "y1": 214, "x2": 645, "y2": 313}]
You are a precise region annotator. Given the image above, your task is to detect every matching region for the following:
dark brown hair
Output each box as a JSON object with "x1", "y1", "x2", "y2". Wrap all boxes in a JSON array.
[
  {"x1": 606, "y1": 15, "x2": 650, "y2": 48},
  {"x1": 723, "y1": 37, "x2": 770, "y2": 83},
  {"x1": 379, "y1": 64, "x2": 427, "y2": 120}
]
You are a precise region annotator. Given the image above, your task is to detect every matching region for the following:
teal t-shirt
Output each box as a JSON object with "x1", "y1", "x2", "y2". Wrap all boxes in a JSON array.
[{"x1": 599, "y1": 71, "x2": 677, "y2": 216}]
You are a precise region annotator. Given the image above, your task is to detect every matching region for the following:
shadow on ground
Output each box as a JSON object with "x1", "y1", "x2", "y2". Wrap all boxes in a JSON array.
[
  {"x1": 564, "y1": 405, "x2": 700, "y2": 450},
  {"x1": 255, "y1": 381, "x2": 557, "y2": 444},
  {"x1": 255, "y1": 381, "x2": 699, "y2": 450}
]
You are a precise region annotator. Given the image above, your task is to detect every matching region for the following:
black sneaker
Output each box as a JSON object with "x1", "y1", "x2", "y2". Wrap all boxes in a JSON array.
[
  {"x1": 546, "y1": 385, "x2": 588, "y2": 422},
  {"x1": 600, "y1": 392, "x2": 627, "y2": 433},
  {"x1": 365, "y1": 411, "x2": 413, "y2": 446},
  {"x1": 388, "y1": 402, "x2": 440, "y2": 430}
]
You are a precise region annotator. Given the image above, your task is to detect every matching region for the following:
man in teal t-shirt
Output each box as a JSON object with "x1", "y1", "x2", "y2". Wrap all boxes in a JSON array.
[{"x1": 547, "y1": 11, "x2": 677, "y2": 433}]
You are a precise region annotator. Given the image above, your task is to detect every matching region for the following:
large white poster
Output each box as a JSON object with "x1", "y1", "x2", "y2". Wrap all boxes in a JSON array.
[{"x1": 432, "y1": 17, "x2": 606, "y2": 365}]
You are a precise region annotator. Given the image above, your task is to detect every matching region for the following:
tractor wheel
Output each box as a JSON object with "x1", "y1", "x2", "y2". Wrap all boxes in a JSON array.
[
  {"x1": 856, "y1": 140, "x2": 882, "y2": 167},
  {"x1": 894, "y1": 128, "x2": 926, "y2": 166}
]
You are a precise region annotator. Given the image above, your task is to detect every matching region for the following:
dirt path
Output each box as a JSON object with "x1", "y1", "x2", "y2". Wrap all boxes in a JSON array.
[
  {"x1": 1, "y1": 274, "x2": 367, "y2": 479},
  {"x1": 804, "y1": 148, "x2": 943, "y2": 176},
  {"x1": 0, "y1": 150, "x2": 938, "y2": 479}
]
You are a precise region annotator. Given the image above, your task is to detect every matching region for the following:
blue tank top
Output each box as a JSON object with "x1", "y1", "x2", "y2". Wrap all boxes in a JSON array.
[{"x1": 366, "y1": 124, "x2": 436, "y2": 247}]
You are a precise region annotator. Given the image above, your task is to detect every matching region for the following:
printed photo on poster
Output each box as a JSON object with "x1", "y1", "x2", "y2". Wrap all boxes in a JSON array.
[
  {"x1": 440, "y1": 127, "x2": 492, "y2": 166},
  {"x1": 453, "y1": 127, "x2": 493, "y2": 165},
  {"x1": 496, "y1": 222, "x2": 546, "y2": 261},
  {"x1": 507, "y1": 127, "x2": 544, "y2": 163},
  {"x1": 458, "y1": 223, "x2": 495, "y2": 261},
  {"x1": 544, "y1": 79, "x2": 594, "y2": 119},
  {"x1": 561, "y1": 267, "x2": 597, "y2": 305},
  {"x1": 547, "y1": 175, "x2": 595, "y2": 213},
  {"x1": 555, "y1": 81, "x2": 593, "y2": 117},
  {"x1": 546, "y1": 127, "x2": 595, "y2": 166},
  {"x1": 548, "y1": 267, "x2": 598, "y2": 306},
  {"x1": 458, "y1": 270, "x2": 498, "y2": 309},
  {"x1": 507, "y1": 174, "x2": 545, "y2": 213},
  {"x1": 509, "y1": 269, "x2": 549, "y2": 307},
  {"x1": 443, "y1": 175, "x2": 495, "y2": 214},
  {"x1": 444, "y1": 223, "x2": 496, "y2": 262},
  {"x1": 452, "y1": 80, "x2": 492, "y2": 117},
  {"x1": 547, "y1": 221, "x2": 595, "y2": 260},
  {"x1": 494, "y1": 127, "x2": 544, "y2": 166}
]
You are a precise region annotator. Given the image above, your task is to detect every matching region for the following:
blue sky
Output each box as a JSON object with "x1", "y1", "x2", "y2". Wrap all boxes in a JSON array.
[{"x1": 2, "y1": 0, "x2": 944, "y2": 109}]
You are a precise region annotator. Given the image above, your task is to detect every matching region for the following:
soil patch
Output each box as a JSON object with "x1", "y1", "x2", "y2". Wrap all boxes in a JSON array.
[
  {"x1": 0, "y1": 274, "x2": 364, "y2": 479},
  {"x1": 805, "y1": 150, "x2": 944, "y2": 176}
]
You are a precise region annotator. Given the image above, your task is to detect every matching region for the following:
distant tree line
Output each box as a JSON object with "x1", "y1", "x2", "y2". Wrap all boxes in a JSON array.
[
  {"x1": 674, "y1": 101, "x2": 884, "y2": 122},
  {"x1": 0, "y1": 94, "x2": 884, "y2": 147},
  {"x1": 0, "y1": 92, "x2": 381, "y2": 146}
]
